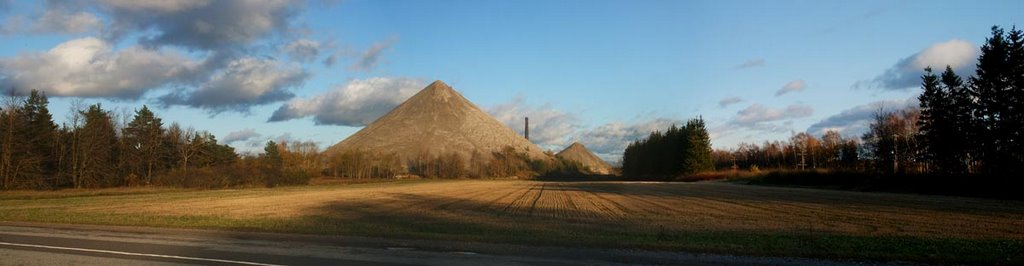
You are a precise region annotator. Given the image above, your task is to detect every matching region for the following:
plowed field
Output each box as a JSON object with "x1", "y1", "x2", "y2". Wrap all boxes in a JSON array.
[{"x1": 2, "y1": 180, "x2": 1021, "y2": 263}]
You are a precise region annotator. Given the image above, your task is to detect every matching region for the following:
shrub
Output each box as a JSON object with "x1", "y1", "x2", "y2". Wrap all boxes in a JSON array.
[
  {"x1": 409, "y1": 153, "x2": 466, "y2": 179},
  {"x1": 152, "y1": 164, "x2": 265, "y2": 189},
  {"x1": 482, "y1": 147, "x2": 534, "y2": 178},
  {"x1": 326, "y1": 150, "x2": 402, "y2": 179},
  {"x1": 532, "y1": 157, "x2": 587, "y2": 179},
  {"x1": 327, "y1": 146, "x2": 588, "y2": 180},
  {"x1": 677, "y1": 172, "x2": 729, "y2": 182},
  {"x1": 265, "y1": 168, "x2": 312, "y2": 188},
  {"x1": 151, "y1": 154, "x2": 314, "y2": 189}
]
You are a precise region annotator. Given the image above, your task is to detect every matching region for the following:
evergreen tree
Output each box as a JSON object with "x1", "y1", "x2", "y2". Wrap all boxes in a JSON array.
[
  {"x1": 21, "y1": 90, "x2": 58, "y2": 187},
  {"x1": 192, "y1": 132, "x2": 237, "y2": 167},
  {"x1": 621, "y1": 116, "x2": 714, "y2": 178},
  {"x1": 682, "y1": 117, "x2": 714, "y2": 174},
  {"x1": 970, "y1": 26, "x2": 1014, "y2": 173},
  {"x1": 123, "y1": 105, "x2": 166, "y2": 185},
  {"x1": 917, "y1": 67, "x2": 956, "y2": 172},
  {"x1": 1006, "y1": 26, "x2": 1024, "y2": 170},
  {"x1": 262, "y1": 140, "x2": 283, "y2": 175},
  {"x1": 622, "y1": 142, "x2": 638, "y2": 176},
  {"x1": 662, "y1": 125, "x2": 686, "y2": 175},
  {"x1": 940, "y1": 66, "x2": 971, "y2": 173},
  {"x1": 839, "y1": 139, "x2": 860, "y2": 169},
  {"x1": 78, "y1": 104, "x2": 119, "y2": 188}
]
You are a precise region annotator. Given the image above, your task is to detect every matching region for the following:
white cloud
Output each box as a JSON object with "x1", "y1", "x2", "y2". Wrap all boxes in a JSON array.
[
  {"x1": 0, "y1": 37, "x2": 199, "y2": 99},
  {"x1": 806, "y1": 98, "x2": 918, "y2": 137},
  {"x1": 736, "y1": 58, "x2": 765, "y2": 69},
  {"x1": 234, "y1": 132, "x2": 296, "y2": 155},
  {"x1": 224, "y1": 128, "x2": 261, "y2": 143},
  {"x1": 102, "y1": 0, "x2": 303, "y2": 51},
  {"x1": 910, "y1": 39, "x2": 977, "y2": 72},
  {"x1": 36, "y1": 9, "x2": 102, "y2": 33},
  {"x1": 2, "y1": 2, "x2": 102, "y2": 34},
  {"x1": 718, "y1": 96, "x2": 742, "y2": 108},
  {"x1": 733, "y1": 102, "x2": 811, "y2": 126},
  {"x1": 347, "y1": 38, "x2": 395, "y2": 72},
  {"x1": 775, "y1": 80, "x2": 806, "y2": 96},
  {"x1": 712, "y1": 102, "x2": 815, "y2": 139},
  {"x1": 0, "y1": 0, "x2": 423, "y2": 119},
  {"x1": 859, "y1": 39, "x2": 978, "y2": 90},
  {"x1": 98, "y1": 0, "x2": 212, "y2": 13},
  {"x1": 283, "y1": 38, "x2": 320, "y2": 62},
  {"x1": 158, "y1": 57, "x2": 308, "y2": 112},
  {"x1": 488, "y1": 96, "x2": 581, "y2": 150},
  {"x1": 488, "y1": 99, "x2": 692, "y2": 163},
  {"x1": 269, "y1": 77, "x2": 424, "y2": 126},
  {"x1": 575, "y1": 118, "x2": 683, "y2": 163}
]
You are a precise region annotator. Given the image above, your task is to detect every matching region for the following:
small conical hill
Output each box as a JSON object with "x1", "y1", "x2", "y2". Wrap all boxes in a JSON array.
[
  {"x1": 325, "y1": 80, "x2": 550, "y2": 166},
  {"x1": 556, "y1": 142, "x2": 614, "y2": 175}
]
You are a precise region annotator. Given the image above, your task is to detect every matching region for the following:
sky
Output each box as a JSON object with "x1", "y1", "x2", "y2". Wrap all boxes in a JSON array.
[{"x1": 0, "y1": 0, "x2": 1020, "y2": 163}]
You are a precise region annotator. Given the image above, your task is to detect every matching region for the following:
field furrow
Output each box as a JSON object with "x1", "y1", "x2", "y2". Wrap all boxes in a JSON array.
[{"x1": 4, "y1": 180, "x2": 1022, "y2": 243}]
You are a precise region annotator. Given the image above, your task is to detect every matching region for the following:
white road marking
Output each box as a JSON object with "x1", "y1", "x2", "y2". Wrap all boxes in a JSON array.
[{"x1": 0, "y1": 241, "x2": 285, "y2": 266}]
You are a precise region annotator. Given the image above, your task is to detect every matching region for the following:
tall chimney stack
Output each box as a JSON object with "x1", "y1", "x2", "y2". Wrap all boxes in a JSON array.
[{"x1": 525, "y1": 117, "x2": 529, "y2": 140}]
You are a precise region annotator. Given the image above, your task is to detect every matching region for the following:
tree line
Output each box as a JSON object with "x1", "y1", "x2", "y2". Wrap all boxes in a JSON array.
[
  {"x1": 0, "y1": 91, "x2": 308, "y2": 189},
  {"x1": 917, "y1": 25, "x2": 1024, "y2": 175},
  {"x1": 621, "y1": 117, "x2": 714, "y2": 178},
  {"x1": 327, "y1": 147, "x2": 586, "y2": 179},
  {"x1": 718, "y1": 25, "x2": 1024, "y2": 177},
  {"x1": 0, "y1": 88, "x2": 587, "y2": 190},
  {"x1": 712, "y1": 130, "x2": 862, "y2": 172}
]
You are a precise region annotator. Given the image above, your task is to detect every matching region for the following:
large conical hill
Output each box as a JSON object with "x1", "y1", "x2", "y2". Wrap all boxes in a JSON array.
[
  {"x1": 325, "y1": 80, "x2": 550, "y2": 166},
  {"x1": 555, "y1": 142, "x2": 614, "y2": 175}
]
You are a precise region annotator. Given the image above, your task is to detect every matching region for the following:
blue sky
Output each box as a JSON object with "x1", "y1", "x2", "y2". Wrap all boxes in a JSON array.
[{"x1": 0, "y1": 0, "x2": 1020, "y2": 162}]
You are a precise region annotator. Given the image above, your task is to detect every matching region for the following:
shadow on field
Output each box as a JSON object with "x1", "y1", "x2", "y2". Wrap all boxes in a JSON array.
[
  {"x1": 747, "y1": 171, "x2": 1024, "y2": 201},
  {"x1": 546, "y1": 182, "x2": 1024, "y2": 215},
  {"x1": 291, "y1": 192, "x2": 655, "y2": 247},
  {"x1": 533, "y1": 174, "x2": 625, "y2": 182},
  {"x1": 210, "y1": 186, "x2": 1024, "y2": 264}
]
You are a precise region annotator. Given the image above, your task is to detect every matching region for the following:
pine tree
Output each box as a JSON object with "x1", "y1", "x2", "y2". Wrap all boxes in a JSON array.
[
  {"x1": 839, "y1": 139, "x2": 860, "y2": 169},
  {"x1": 917, "y1": 67, "x2": 950, "y2": 172},
  {"x1": 20, "y1": 90, "x2": 58, "y2": 187},
  {"x1": 622, "y1": 142, "x2": 637, "y2": 177},
  {"x1": 1005, "y1": 26, "x2": 1024, "y2": 171},
  {"x1": 78, "y1": 104, "x2": 119, "y2": 188},
  {"x1": 263, "y1": 140, "x2": 283, "y2": 175},
  {"x1": 682, "y1": 117, "x2": 714, "y2": 174},
  {"x1": 939, "y1": 66, "x2": 971, "y2": 173},
  {"x1": 191, "y1": 132, "x2": 237, "y2": 167},
  {"x1": 970, "y1": 26, "x2": 1014, "y2": 173},
  {"x1": 621, "y1": 117, "x2": 715, "y2": 178},
  {"x1": 123, "y1": 105, "x2": 166, "y2": 185},
  {"x1": 261, "y1": 140, "x2": 285, "y2": 186}
]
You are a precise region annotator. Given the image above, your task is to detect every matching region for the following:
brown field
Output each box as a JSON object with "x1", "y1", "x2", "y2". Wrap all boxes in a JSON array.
[{"x1": 2, "y1": 180, "x2": 1022, "y2": 263}]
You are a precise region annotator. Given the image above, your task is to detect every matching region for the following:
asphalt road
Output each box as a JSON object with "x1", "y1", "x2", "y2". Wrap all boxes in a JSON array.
[{"x1": 0, "y1": 222, "x2": 890, "y2": 266}]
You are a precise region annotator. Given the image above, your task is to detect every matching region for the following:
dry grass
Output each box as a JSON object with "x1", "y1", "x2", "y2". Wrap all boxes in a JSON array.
[
  {"x1": 2, "y1": 180, "x2": 1022, "y2": 263},
  {"x1": 0, "y1": 186, "x2": 191, "y2": 200}
]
